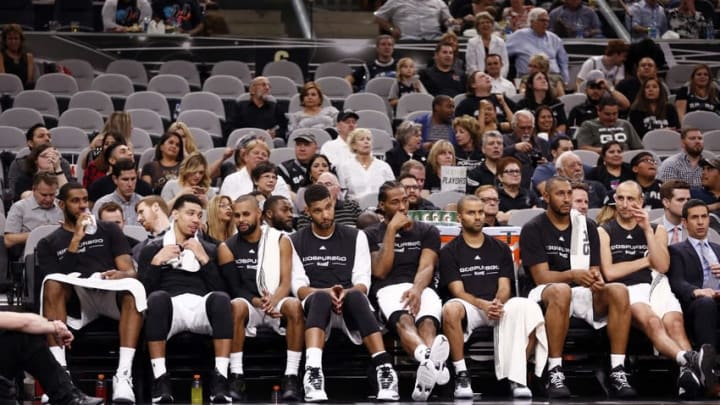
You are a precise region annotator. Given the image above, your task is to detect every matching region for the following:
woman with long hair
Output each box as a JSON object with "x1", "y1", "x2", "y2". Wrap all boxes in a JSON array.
[
  {"x1": 587, "y1": 140, "x2": 634, "y2": 191},
  {"x1": 519, "y1": 53, "x2": 565, "y2": 97},
  {"x1": 452, "y1": 115, "x2": 483, "y2": 169},
  {"x1": 84, "y1": 111, "x2": 133, "y2": 170},
  {"x1": 168, "y1": 121, "x2": 198, "y2": 155},
  {"x1": 516, "y1": 71, "x2": 567, "y2": 134},
  {"x1": 0, "y1": 24, "x2": 34, "y2": 88},
  {"x1": 534, "y1": 105, "x2": 561, "y2": 142},
  {"x1": 286, "y1": 82, "x2": 338, "y2": 132},
  {"x1": 424, "y1": 140, "x2": 456, "y2": 192},
  {"x1": 675, "y1": 64, "x2": 720, "y2": 122},
  {"x1": 141, "y1": 131, "x2": 184, "y2": 194},
  {"x1": 14, "y1": 143, "x2": 67, "y2": 200},
  {"x1": 204, "y1": 195, "x2": 236, "y2": 243},
  {"x1": 628, "y1": 77, "x2": 680, "y2": 138},
  {"x1": 161, "y1": 152, "x2": 215, "y2": 207}
]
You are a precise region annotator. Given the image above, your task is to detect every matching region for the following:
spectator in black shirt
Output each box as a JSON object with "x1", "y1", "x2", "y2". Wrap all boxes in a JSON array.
[
  {"x1": 345, "y1": 35, "x2": 396, "y2": 92},
  {"x1": 152, "y1": 0, "x2": 204, "y2": 35},
  {"x1": 399, "y1": 173, "x2": 439, "y2": 211},
  {"x1": 235, "y1": 76, "x2": 286, "y2": 143},
  {"x1": 496, "y1": 156, "x2": 538, "y2": 212},
  {"x1": 419, "y1": 42, "x2": 465, "y2": 97},
  {"x1": 455, "y1": 71, "x2": 514, "y2": 126},
  {"x1": 386, "y1": 121, "x2": 427, "y2": 176},
  {"x1": 630, "y1": 151, "x2": 663, "y2": 209},
  {"x1": 278, "y1": 132, "x2": 317, "y2": 192}
]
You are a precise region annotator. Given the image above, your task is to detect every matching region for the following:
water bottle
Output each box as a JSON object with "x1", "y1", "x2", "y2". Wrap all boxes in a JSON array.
[
  {"x1": 575, "y1": 21, "x2": 584, "y2": 38},
  {"x1": 707, "y1": 20, "x2": 715, "y2": 40},
  {"x1": 174, "y1": 103, "x2": 181, "y2": 120},
  {"x1": 142, "y1": 17, "x2": 150, "y2": 33},
  {"x1": 271, "y1": 385, "x2": 280, "y2": 403},
  {"x1": 504, "y1": 16, "x2": 513, "y2": 36},
  {"x1": 82, "y1": 209, "x2": 97, "y2": 235},
  {"x1": 95, "y1": 374, "x2": 107, "y2": 403},
  {"x1": 190, "y1": 375, "x2": 203, "y2": 404},
  {"x1": 648, "y1": 22, "x2": 657, "y2": 39}
]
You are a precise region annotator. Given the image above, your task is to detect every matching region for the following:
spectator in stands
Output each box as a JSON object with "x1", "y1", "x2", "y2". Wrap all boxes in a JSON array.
[
  {"x1": 40, "y1": 183, "x2": 143, "y2": 403},
  {"x1": 598, "y1": 181, "x2": 714, "y2": 400},
  {"x1": 419, "y1": 43, "x2": 465, "y2": 98},
  {"x1": 102, "y1": 0, "x2": 152, "y2": 32},
  {"x1": 669, "y1": 199, "x2": 720, "y2": 353},
  {"x1": 161, "y1": 152, "x2": 215, "y2": 208},
  {"x1": 466, "y1": 12, "x2": 509, "y2": 77},
  {"x1": 82, "y1": 112, "x2": 134, "y2": 180},
  {"x1": 221, "y1": 139, "x2": 291, "y2": 201},
  {"x1": 399, "y1": 172, "x2": 439, "y2": 210},
  {"x1": 575, "y1": 97, "x2": 643, "y2": 154},
  {"x1": 235, "y1": 76, "x2": 286, "y2": 142},
  {"x1": 690, "y1": 158, "x2": 720, "y2": 212},
  {"x1": 587, "y1": 140, "x2": 634, "y2": 191},
  {"x1": 296, "y1": 172, "x2": 361, "y2": 229},
  {"x1": 337, "y1": 128, "x2": 395, "y2": 199},
  {"x1": 616, "y1": 56, "x2": 665, "y2": 104},
  {"x1": 569, "y1": 70, "x2": 630, "y2": 128},
  {"x1": 365, "y1": 181, "x2": 449, "y2": 401},
  {"x1": 520, "y1": 176, "x2": 636, "y2": 399},
  {"x1": 477, "y1": 99, "x2": 507, "y2": 134},
  {"x1": 141, "y1": 131, "x2": 184, "y2": 194},
  {"x1": 414, "y1": 95, "x2": 456, "y2": 147},
  {"x1": 502, "y1": 0, "x2": 532, "y2": 31},
  {"x1": 456, "y1": 71, "x2": 515, "y2": 127},
  {"x1": 14, "y1": 143, "x2": 68, "y2": 202},
  {"x1": 217, "y1": 194, "x2": 303, "y2": 401},
  {"x1": 84, "y1": 131, "x2": 125, "y2": 188},
  {"x1": 675, "y1": 64, "x2": 720, "y2": 122},
  {"x1": 532, "y1": 134, "x2": 574, "y2": 195},
  {"x1": 555, "y1": 151, "x2": 607, "y2": 207},
  {"x1": 496, "y1": 156, "x2": 538, "y2": 212},
  {"x1": 136, "y1": 195, "x2": 170, "y2": 238},
  {"x1": 548, "y1": 0, "x2": 602, "y2": 38},
  {"x1": 386, "y1": 121, "x2": 427, "y2": 177},
  {"x1": 138, "y1": 194, "x2": 232, "y2": 403},
  {"x1": 320, "y1": 110, "x2": 358, "y2": 165},
  {"x1": 467, "y1": 130, "x2": 505, "y2": 194},
  {"x1": 655, "y1": 180, "x2": 692, "y2": 244},
  {"x1": 667, "y1": 0, "x2": 709, "y2": 39},
  {"x1": 0, "y1": 24, "x2": 34, "y2": 89},
  {"x1": 346, "y1": 35, "x2": 396, "y2": 92},
  {"x1": 516, "y1": 71, "x2": 567, "y2": 134},
  {"x1": 4, "y1": 173, "x2": 62, "y2": 260},
  {"x1": 251, "y1": 161, "x2": 283, "y2": 200},
  {"x1": 577, "y1": 40, "x2": 629, "y2": 89},
  {"x1": 486, "y1": 54, "x2": 517, "y2": 96},
  {"x1": 98, "y1": 202, "x2": 142, "y2": 249},
  {"x1": 89, "y1": 144, "x2": 153, "y2": 204},
  {"x1": 438, "y1": 32, "x2": 466, "y2": 77},
  {"x1": 8, "y1": 124, "x2": 71, "y2": 199},
  {"x1": 92, "y1": 159, "x2": 142, "y2": 226},
  {"x1": 304, "y1": 153, "x2": 333, "y2": 186},
  {"x1": 626, "y1": 0, "x2": 669, "y2": 39},
  {"x1": 571, "y1": 182, "x2": 590, "y2": 215},
  {"x1": 658, "y1": 128, "x2": 704, "y2": 188},
  {"x1": 507, "y1": 8, "x2": 569, "y2": 84},
  {"x1": 388, "y1": 57, "x2": 428, "y2": 108},
  {"x1": 518, "y1": 53, "x2": 566, "y2": 97},
  {"x1": 287, "y1": 82, "x2": 338, "y2": 133},
  {"x1": 535, "y1": 105, "x2": 561, "y2": 141},
  {"x1": 152, "y1": 0, "x2": 205, "y2": 35},
  {"x1": 262, "y1": 195, "x2": 295, "y2": 233},
  {"x1": 0, "y1": 312, "x2": 102, "y2": 405},
  {"x1": 503, "y1": 109, "x2": 549, "y2": 189},
  {"x1": 451, "y1": 0, "x2": 493, "y2": 31},
  {"x1": 204, "y1": 195, "x2": 235, "y2": 243},
  {"x1": 373, "y1": 0, "x2": 459, "y2": 41},
  {"x1": 453, "y1": 115, "x2": 483, "y2": 169},
  {"x1": 278, "y1": 132, "x2": 316, "y2": 193},
  {"x1": 629, "y1": 77, "x2": 680, "y2": 138},
  {"x1": 424, "y1": 140, "x2": 456, "y2": 192},
  {"x1": 631, "y1": 151, "x2": 663, "y2": 209},
  {"x1": 169, "y1": 121, "x2": 198, "y2": 155},
  {"x1": 291, "y1": 184, "x2": 400, "y2": 402},
  {"x1": 474, "y1": 185, "x2": 508, "y2": 225}
]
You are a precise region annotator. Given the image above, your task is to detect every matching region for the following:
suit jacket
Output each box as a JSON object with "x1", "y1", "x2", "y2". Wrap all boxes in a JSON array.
[{"x1": 668, "y1": 239, "x2": 720, "y2": 306}]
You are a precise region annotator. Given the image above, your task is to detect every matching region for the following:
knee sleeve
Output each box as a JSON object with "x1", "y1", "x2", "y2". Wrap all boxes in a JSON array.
[
  {"x1": 304, "y1": 292, "x2": 333, "y2": 331},
  {"x1": 385, "y1": 310, "x2": 411, "y2": 336},
  {"x1": 342, "y1": 290, "x2": 380, "y2": 338},
  {"x1": 145, "y1": 291, "x2": 173, "y2": 341},
  {"x1": 206, "y1": 292, "x2": 233, "y2": 339},
  {"x1": 416, "y1": 315, "x2": 439, "y2": 332}
]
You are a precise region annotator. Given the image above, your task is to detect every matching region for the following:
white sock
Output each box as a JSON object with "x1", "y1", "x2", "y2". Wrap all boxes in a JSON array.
[
  {"x1": 306, "y1": 347, "x2": 323, "y2": 368},
  {"x1": 117, "y1": 347, "x2": 136, "y2": 375},
  {"x1": 610, "y1": 354, "x2": 625, "y2": 369},
  {"x1": 151, "y1": 358, "x2": 166, "y2": 379},
  {"x1": 676, "y1": 351, "x2": 688, "y2": 366},
  {"x1": 215, "y1": 357, "x2": 229, "y2": 378},
  {"x1": 49, "y1": 346, "x2": 66, "y2": 367},
  {"x1": 285, "y1": 350, "x2": 302, "y2": 376},
  {"x1": 230, "y1": 352, "x2": 243, "y2": 375},
  {"x1": 414, "y1": 344, "x2": 429, "y2": 363},
  {"x1": 548, "y1": 357, "x2": 562, "y2": 370},
  {"x1": 453, "y1": 359, "x2": 467, "y2": 373}
]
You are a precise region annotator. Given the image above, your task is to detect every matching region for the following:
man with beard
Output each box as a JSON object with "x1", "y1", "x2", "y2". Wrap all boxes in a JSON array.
[
  {"x1": 139, "y1": 194, "x2": 233, "y2": 403},
  {"x1": 531, "y1": 135, "x2": 574, "y2": 196},
  {"x1": 691, "y1": 158, "x2": 720, "y2": 212},
  {"x1": 218, "y1": 195, "x2": 304, "y2": 401},
  {"x1": 598, "y1": 181, "x2": 715, "y2": 399},
  {"x1": 39, "y1": 183, "x2": 143, "y2": 403},
  {"x1": 520, "y1": 176, "x2": 636, "y2": 398},
  {"x1": 659, "y1": 128, "x2": 705, "y2": 188},
  {"x1": 290, "y1": 184, "x2": 399, "y2": 402},
  {"x1": 364, "y1": 181, "x2": 448, "y2": 401},
  {"x1": 418, "y1": 43, "x2": 465, "y2": 98},
  {"x1": 631, "y1": 151, "x2": 663, "y2": 209},
  {"x1": 502, "y1": 110, "x2": 549, "y2": 190},
  {"x1": 235, "y1": 76, "x2": 286, "y2": 142},
  {"x1": 399, "y1": 173, "x2": 439, "y2": 211},
  {"x1": 263, "y1": 195, "x2": 295, "y2": 232},
  {"x1": 555, "y1": 151, "x2": 607, "y2": 208},
  {"x1": 413, "y1": 95, "x2": 456, "y2": 148},
  {"x1": 132, "y1": 196, "x2": 170, "y2": 261},
  {"x1": 654, "y1": 180, "x2": 692, "y2": 245},
  {"x1": 467, "y1": 131, "x2": 504, "y2": 194},
  {"x1": 575, "y1": 97, "x2": 643, "y2": 154}
]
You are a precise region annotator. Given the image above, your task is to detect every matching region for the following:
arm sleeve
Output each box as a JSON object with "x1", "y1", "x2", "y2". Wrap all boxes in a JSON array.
[
  {"x1": 4, "y1": 204, "x2": 22, "y2": 234},
  {"x1": 574, "y1": 122, "x2": 594, "y2": 148},
  {"x1": 388, "y1": 81, "x2": 400, "y2": 100},
  {"x1": 556, "y1": 41, "x2": 570, "y2": 83},
  {"x1": 373, "y1": 0, "x2": 396, "y2": 20},
  {"x1": 465, "y1": 38, "x2": 481, "y2": 75},
  {"x1": 497, "y1": 39, "x2": 510, "y2": 79},
  {"x1": 352, "y1": 231, "x2": 372, "y2": 292}
]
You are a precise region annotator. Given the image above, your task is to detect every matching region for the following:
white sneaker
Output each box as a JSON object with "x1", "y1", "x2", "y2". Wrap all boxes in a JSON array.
[
  {"x1": 436, "y1": 363, "x2": 451, "y2": 386},
  {"x1": 303, "y1": 366, "x2": 328, "y2": 402},
  {"x1": 412, "y1": 359, "x2": 437, "y2": 401},
  {"x1": 376, "y1": 364, "x2": 400, "y2": 401},
  {"x1": 429, "y1": 335, "x2": 450, "y2": 385},
  {"x1": 113, "y1": 371, "x2": 136, "y2": 403},
  {"x1": 510, "y1": 381, "x2": 532, "y2": 398}
]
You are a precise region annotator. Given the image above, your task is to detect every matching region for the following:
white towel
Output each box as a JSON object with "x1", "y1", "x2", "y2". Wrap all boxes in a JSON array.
[
  {"x1": 256, "y1": 225, "x2": 283, "y2": 295},
  {"x1": 162, "y1": 221, "x2": 200, "y2": 272},
  {"x1": 570, "y1": 209, "x2": 590, "y2": 270},
  {"x1": 494, "y1": 297, "x2": 548, "y2": 385}
]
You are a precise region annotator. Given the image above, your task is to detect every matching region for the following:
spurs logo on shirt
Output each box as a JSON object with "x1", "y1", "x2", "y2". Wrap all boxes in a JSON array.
[
  {"x1": 56, "y1": 237, "x2": 106, "y2": 257},
  {"x1": 598, "y1": 126, "x2": 627, "y2": 144}
]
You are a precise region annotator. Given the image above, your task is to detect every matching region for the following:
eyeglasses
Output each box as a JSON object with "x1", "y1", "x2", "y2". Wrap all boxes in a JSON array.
[
  {"x1": 638, "y1": 158, "x2": 657, "y2": 165},
  {"x1": 480, "y1": 197, "x2": 500, "y2": 203},
  {"x1": 503, "y1": 169, "x2": 521, "y2": 175}
]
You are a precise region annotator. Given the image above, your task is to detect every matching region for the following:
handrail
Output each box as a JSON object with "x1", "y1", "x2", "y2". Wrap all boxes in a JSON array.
[
  {"x1": 291, "y1": 0, "x2": 314, "y2": 39},
  {"x1": 595, "y1": 0, "x2": 631, "y2": 42}
]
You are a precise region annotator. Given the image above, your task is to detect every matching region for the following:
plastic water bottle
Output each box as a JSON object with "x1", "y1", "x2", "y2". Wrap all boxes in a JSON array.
[
  {"x1": 174, "y1": 103, "x2": 181, "y2": 120},
  {"x1": 142, "y1": 17, "x2": 150, "y2": 33},
  {"x1": 575, "y1": 21, "x2": 584, "y2": 38},
  {"x1": 191, "y1": 375, "x2": 203, "y2": 404},
  {"x1": 82, "y1": 209, "x2": 97, "y2": 235},
  {"x1": 271, "y1": 385, "x2": 280, "y2": 403},
  {"x1": 95, "y1": 374, "x2": 106, "y2": 403},
  {"x1": 648, "y1": 22, "x2": 657, "y2": 39},
  {"x1": 707, "y1": 20, "x2": 715, "y2": 40}
]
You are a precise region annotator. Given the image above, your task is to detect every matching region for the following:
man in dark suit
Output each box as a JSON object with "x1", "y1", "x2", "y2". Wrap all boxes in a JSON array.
[{"x1": 669, "y1": 199, "x2": 720, "y2": 350}]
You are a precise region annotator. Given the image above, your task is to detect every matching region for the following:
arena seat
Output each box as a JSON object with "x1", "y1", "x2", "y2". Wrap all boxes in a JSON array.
[
  {"x1": 188, "y1": 127, "x2": 214, "y2": 151},
  {"x1": 176, "y1": 109, "x2": 223, "y2": 140},
  {"x1": 262, "y1": 60, "x2": 305, "y2": 87},
  {"x1": 0, "y1": 74, "x2": 23, "y2": 98},
  {"x1": 58, "y1": 107, "x2": 104, "y2": 135},
  {"x1": 356, "y1": 109, "x2": 393, "y2": 135},
  {"x1": 268, "y1": 147, "x2": 295, "y2": 166},
  {"x1": 130, "y1": 127, "x2": 153, "y2": 156},
  {"x1": 68, "y1": 90, "x2": 114, "y2": 118},
  {"x1": 91, "y1": 74, "x2": 134, "y2": 110},
  {"x1": 179, "y1": 92, "x2": 226, "y2": 121},
  {"x1": 49, "y1": 126, "x2": 89, "y2": 160},
  {"x1": 0, "y1": 126, "x2": 27, "y2": 153},
  {"x1": 0, "y1": 107, "x2": 44, "y2": 133},
  {"x1": 125, "y1": 91, "x2": 172, "y2": 123},
  {"x1": 202, "y1": 75, "x2": 245, "y2": 100},
  {"x1": 343, "y1": 92, "x2": 389, "y2": 116},
  {"x1": 682, "y1": 110, "x2": 720, "y2": 133},
  {"x1": 13, "y1": 90, "x2": 59, "y2": 128},
  {"x1": 127, "y1": 109, "x2": 165, "y2": 139},
  {"x1": 227, "y1": 128, "x2": 274, "y2": 149},
  {"x1": 395, "y1": 93, "x2": 433, "y2": 120},
  {"x1": 159, "y1": 60, "x2": 202, "y2": 91},
  {"x1": 106, "y1": 59, "x2": 149, "y2": 90},
  {"x1": 35, "y1": 73, "x2": 79, "y2": 113},
  {"x1": 364, "y1": 77, "x2": 395, "y2": 99},
  {"x1": 314, "y1": 62, "x2": 353, "y2": 80},
  {"x1": 58, "y1": 59, "x2": 95, "y2": 91},
  {"x1": 642, "y1": 129, "x2": 681, "y2": 159},
  {"x1": 210, "y1": 61, "x2": 253, "y2": 85}
]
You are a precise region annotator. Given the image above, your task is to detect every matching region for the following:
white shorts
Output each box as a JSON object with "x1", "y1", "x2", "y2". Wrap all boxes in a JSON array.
[
  {"x1": 445, "y1": 298, "x2": 493, "y2": 342},
  {"x1": 528, "y1": 284, "x2": 608, "y2": 329},
  {"x1": 72, "y1": 288, "x2": 122, "y2": 329},
  {"x1": 231, "y1": 297, "x2": 293, "y2": 337},
  {"x1": 627, "y1": 283, "x2": 682, "y2": 318},
  {"x1": 375, "y1": 283, "x2": 442, "y2": 322},
  {"x1": 167, "y1": 293, "x2": 215, "y2": 339}
]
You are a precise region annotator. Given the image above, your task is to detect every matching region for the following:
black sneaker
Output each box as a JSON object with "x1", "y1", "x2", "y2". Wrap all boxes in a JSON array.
[
  {"x1": 281, "y1": 374, "x2": 300, "y2": 401},
  {"x1": 453, "y1": 370, "x2": 474, "y2": 399},
  {"x1": 228, "y1": 373, "x2": 247, "y2": 401},
  {"x1": 151, "y1": 373, "x2": 174, "y2": 403},
  {"x1": 210, "y1": 369, "x2": 231, "y2": 403},
  {"x1": 65, "y1": 387, "x2": 103, "y2": 405},
  {"x1": 699, "y1": 344, "x2": 718, "y2": 390},
  {"x1": 607, "y1": 365, "x2": 637, "y2": 398},
  {"x1": 678, "y1": 365, "x2": 701, "y2": 400},
  {"x1": 545, "y1": 365, "x2": 571, "y2": 398}
]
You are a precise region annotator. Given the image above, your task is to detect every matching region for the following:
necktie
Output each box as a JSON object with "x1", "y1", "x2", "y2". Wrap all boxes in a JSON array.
[
  {"x1": 699, "y1": 241, "x2": 718, "y2": 290},
  {"x1": 671, "y1": 226, "x2": 680, "y2": 244}
]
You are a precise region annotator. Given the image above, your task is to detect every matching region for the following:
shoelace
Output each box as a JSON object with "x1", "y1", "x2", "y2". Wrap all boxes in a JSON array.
[
  {"x1": 610, "y1": 370, "x2": 631, "y2": 388},
  {"x1": 549, "y1": 369, "x2": 566, "y2": 387},
  {"x1": 307, "y1": 368, "x2": 323, "y2": 390},
  {"x1": 377, "y1": 365, "x2": 394, "y2": 389}
]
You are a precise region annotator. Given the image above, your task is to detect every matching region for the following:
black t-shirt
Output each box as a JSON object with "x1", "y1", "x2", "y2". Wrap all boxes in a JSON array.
[
  {"x1": 235, "y1": 99, "x2": 285, "y2": 136},
  {"x1": 466, "y1": 161, "x2": 497, "y2": 194},
  {"x1": 641, "y1": 179, "x2": 663, "y2": 209},
  {"x1": 498, "y1": 186, "x2": 537, "y2": 211},
  {"x1": 600, "y1": 220, "x2": 653, "y2": 285},
  {"x1": 37, "y1": 221, "x2": 131, "y2": 278},
  {"x1": 87, "y1": 174, "x2": 153, "y2": 203},
  {"x1": 364, "y1": 221, "x2": 440, "y2": 292},
  {"x1": 419, "y1": 66, "x2": 465, "y2": 97},
  {"x1": 278, "y1": 159, "x2": 307, "y2": 193},
  {"x1": 439, "y1": 234, "x2": 515, "y2": 301},
  {"x1": 115, "y1": 1, "x2": 141, "y2": 26},
  {"x1": 520, "y1": 214, "x2": 600, "y2": 286},
  {"x1": 568, "y1": 100, "x2": 599, "y2": 127},
  {"x1": 152, "y1": 0, "x2": 203, "y2": 31},
  {"x1": 676, "y1": 86, "x2": 720, "y2": 115},
  {"x1": 290, "y1": 225, "x2": 361, "y2": 289},
  {"x1": 455, "y1": 94, "x2": 516, "y2": 124},
  {"x1": 141, "y1": 161, "x2": 180, "y2": 195},
  {"x1": 515, "y1": 98, "x2": 568, "y2": 128},
  {"x1": 628, "y1": 104, "x2": 680, "y2": 139},
  {"x1": 454, "y1": 146, "x2": 484, "y2": 170},
  {"x1": 586, "y1": 163, "x2": 635, "y2": 192},
  {"x1": 351, "y1": 59, "x2": 396, "y2": 91},
  {"x1": 221, "y1": 233, "x2": 260, "y2": 301}
]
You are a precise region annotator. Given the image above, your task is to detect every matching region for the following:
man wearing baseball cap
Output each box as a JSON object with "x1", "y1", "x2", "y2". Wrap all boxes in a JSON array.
[
  {"x1": 320, "y1": 109, "x2": 359, "y2": 166},
  {"x1": 279, "y1": 132, "x2": 317, "y2": 193},
  {"x1": 690, "y1": 158, "x2": 720, "y2": 212}
]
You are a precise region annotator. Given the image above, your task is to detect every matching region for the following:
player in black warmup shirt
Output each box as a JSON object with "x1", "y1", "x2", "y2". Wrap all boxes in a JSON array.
[
  {"x1": 364, "y1": 181, "x2": 448, "y2": 401},
  {"x1": 519, "y1": 176, "x2": 636, "y2": 398},
  {"x1": 441, "y1": 195, "x2": 546, "y2": 399},
  {"x1": 290, "y1": 184, "x2": 399, "y2": 402},
  {"x1": 598, "y1": 180, "x2": 716, "y2": 399},
  {"x1": 218, "y1": 195, "x2": 304, "y2": 401}
]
